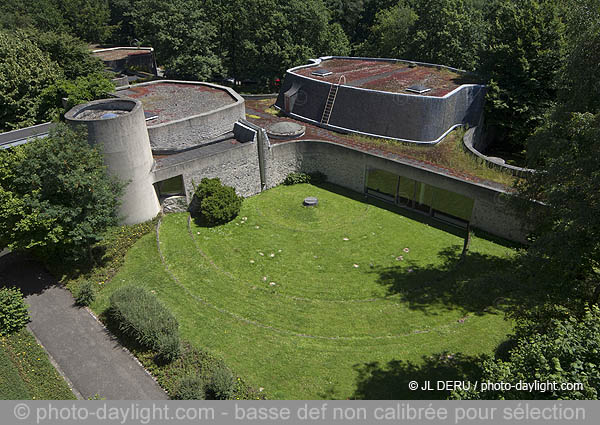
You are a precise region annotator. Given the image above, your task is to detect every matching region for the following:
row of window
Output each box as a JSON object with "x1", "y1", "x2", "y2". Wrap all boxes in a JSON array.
[{"x1": 365, "y1": 168, "x2": 474, "y2": 225}]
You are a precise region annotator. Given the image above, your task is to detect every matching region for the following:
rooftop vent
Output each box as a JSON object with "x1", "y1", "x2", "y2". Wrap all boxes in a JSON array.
[
  {"x1": 405, "y1": 84, "x2": 431, "y2": 94},
  {"x1": 312, "y1": 69, "x2": 332, "y2": 77}
]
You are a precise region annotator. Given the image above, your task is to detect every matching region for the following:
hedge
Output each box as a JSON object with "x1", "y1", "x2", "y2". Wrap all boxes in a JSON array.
[{"x1": 108, "y1": 285, "x2": 180, "y2": 362}]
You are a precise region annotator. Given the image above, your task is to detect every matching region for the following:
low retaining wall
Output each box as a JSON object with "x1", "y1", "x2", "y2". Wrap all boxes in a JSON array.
[
  {"x1": 266, "y1": 140, "x2": 527, "y2": 243},
  {"x1": 462, "y1": 128, "x2": 535, "y2": 178},
  {"x1": 151, "y1": 134, "x2": 527, "y2": 243}
]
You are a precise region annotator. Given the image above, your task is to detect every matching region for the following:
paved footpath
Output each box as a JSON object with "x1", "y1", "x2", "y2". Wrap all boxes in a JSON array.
[{"x1": 0, "y1": 251, "x2": 168, "y2": 400}]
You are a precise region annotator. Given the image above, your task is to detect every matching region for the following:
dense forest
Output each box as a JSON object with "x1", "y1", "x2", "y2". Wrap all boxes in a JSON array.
[
  {"x1": 1, "y1": 0, "x2": 600, "y2": 399},
  {"x1": 1, "y1": 0, "x2": 597, "y2": 157}
]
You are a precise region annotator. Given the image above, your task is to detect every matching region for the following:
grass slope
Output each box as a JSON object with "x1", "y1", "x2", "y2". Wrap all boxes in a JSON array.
[
  {"x1": 0, "y1": 329, "x2": 75, "y2": 400},
  {"x1": 92, "y1": 184, "x2": 517, "y2": 399}
]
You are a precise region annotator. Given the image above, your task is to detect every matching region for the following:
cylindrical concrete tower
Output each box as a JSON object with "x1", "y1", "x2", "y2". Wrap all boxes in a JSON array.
[{"x1": 65, "y1": 98, "x2": 160, "y2": 225}]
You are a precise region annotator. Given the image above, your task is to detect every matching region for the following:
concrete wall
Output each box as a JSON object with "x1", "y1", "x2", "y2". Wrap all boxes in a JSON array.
[
  {"x1": 152, "y1": 142, "x2": 262, "y2": 200},
  {"x1": 463, "y1": 127, "x2": 535, "y2": 178},
  {"x1": 65, "y1": 99, "x2": 161, "y2": 225},
  {"x1": 117, "y1": 81, "x2": 246, "y2": 154},
  {"x1": 275, "y1": 57, "x2": 486, "y2": 144},
  {"x1": 147, "y1": 99, "x2": 246, "y2": 154},
  {"x1": 265, "y1": 140, "x2": 527, "y2": 243}
]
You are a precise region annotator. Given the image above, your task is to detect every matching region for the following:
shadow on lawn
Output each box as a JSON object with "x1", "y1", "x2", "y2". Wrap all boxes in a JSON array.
[
  {"x1": 369, "y1": 246, "x2": 529, "y2": 314},
  {"x1": 351, "y1": 352, "x2": 484, "y2": 400}
]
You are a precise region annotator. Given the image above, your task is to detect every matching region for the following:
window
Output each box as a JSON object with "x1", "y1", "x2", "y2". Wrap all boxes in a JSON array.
[
  {"x1": 366, "y1": 169, "x2": 398, "y2": 201},
  {"x1": 365, "y1": 168, "x2": 474, "y2": 226},
  {"x1": 156, "y1": 175, "x2": 185, "y2": 198}
]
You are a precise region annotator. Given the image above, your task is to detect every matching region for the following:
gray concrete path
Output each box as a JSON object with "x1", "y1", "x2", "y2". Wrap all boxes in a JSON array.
[{"x1": 0, "y1": 252, "x2": 168, "y2": 400}]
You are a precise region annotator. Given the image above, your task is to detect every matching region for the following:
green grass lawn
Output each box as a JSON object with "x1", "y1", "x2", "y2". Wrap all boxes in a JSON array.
[
  {"x1": 92, "y1": 183, "x2": 519, "y2": 399},
  {"x1": 0, "y1": 329, "x2": 75, "y2": 400}
]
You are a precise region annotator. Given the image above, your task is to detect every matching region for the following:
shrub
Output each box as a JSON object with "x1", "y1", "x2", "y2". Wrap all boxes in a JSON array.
[
  {"x1": 191, "y1": 178, "x2": 242, "y2": 226},
  {"x1": 0, "y1": 287, "x2": 30, "y2": 336},
  {"x1": 283, "y1": 172, "x2": 327, "y2": 186},
  {"x1": 283, "y1": 172, "x2": 310, "y2": 185},
  {"x1": 206, "y1": 364, "x2": 236, "y2": 400},
  {"x1": 174, "y1": 375, "x2": 206, "y2": 400},
  {"x1": 155, "y1": 333, "x2": 181, "y2": 364},
  {"x1": 108, "y1": 285, "x2": 180, "y2": 362},
  {"x1": 74, "y1": 280, "x2": 95, "y2": 306}
]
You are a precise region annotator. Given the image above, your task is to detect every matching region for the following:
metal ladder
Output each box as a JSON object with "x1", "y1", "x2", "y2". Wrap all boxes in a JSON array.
[{"x1": 321, "y1": 75, "x2": 346, "y2": 125}]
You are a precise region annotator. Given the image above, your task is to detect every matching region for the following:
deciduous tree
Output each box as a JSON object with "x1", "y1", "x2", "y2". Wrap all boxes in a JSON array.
[{"x1": 0, "y1": 124, "x2": 123, "y2": 262}]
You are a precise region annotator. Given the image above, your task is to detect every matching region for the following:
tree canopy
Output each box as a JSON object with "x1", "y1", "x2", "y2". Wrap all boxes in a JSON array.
[
  {"x1": 0, "y1": 124, "x2": 123, "y2": 262},
  {"x1": 453, "y1": 308, "x2": 600, "y2": 400},
  {"x1": 0, "y1": 31, "x2": 63, "y2": 131}
]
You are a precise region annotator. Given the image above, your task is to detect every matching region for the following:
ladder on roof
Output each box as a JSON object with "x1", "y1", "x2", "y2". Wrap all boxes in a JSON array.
[{"x1": 321, "y1": 75, "x2": 346, "y2": 125}]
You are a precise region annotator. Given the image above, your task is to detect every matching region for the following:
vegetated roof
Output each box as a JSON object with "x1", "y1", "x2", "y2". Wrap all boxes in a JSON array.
[
  {"x1": 293, "y1": 58, "x2": 477, "y2": 97},
  {"x1": 244, "y1": 98, "x2": 515, "y2": 188},
  {"x1": 92, "y1": 48, "x2": 154, "y2": 62},
  {"x1": 116, "y1": 82, "x2": 236, "y2": 125}
]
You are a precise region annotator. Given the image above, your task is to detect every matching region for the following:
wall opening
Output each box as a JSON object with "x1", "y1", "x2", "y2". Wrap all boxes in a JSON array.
[
  {"x1": 365, "y1": 168, "x2": 474, "y2": 227},
  {"x1": 155, "y1": 175, "x2": 185, "y2": 199}
]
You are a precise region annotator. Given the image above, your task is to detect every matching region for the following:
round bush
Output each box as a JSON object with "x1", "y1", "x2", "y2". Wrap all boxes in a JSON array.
[
  {"x1": 74, "y1": 280, "x2": 95, "y2": 306},
  {"x1": 191, "y1": 178, "x2": 242, "y2": 226},
  {"x1": 174, "y1": 375, "x2": 206, "y2": 400},
  {"x1": 283, "y1": 172, "x2": 310, "y2": 185},
  {"x1": 283, "y1": 172, "x2": 327, "y2": 186},
  {"x1": 206, "y1": 365, "x2": 236, "y2": 400},
  {"x1": 0, "y1": 287, "x2": 30, "y2": 336}
]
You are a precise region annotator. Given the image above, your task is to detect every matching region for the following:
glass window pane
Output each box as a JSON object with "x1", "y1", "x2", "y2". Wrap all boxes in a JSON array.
[
  {"x1": 397, "y1": 177, "x2": 415, "y2": 205},
  {"x1": 157, "y1": 175, "x2": 185, "y2": 196},
  {"x1": 430, "y1": 186, "x2": 474, "y2": 221},
  {"x1": 366, "y1": 169, "x2": 398, "y2": 198}
]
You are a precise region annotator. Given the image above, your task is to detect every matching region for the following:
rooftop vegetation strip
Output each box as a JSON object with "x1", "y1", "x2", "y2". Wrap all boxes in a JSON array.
[{"x1": 288, "y1": 56, "x2": 482, "y2": 98}]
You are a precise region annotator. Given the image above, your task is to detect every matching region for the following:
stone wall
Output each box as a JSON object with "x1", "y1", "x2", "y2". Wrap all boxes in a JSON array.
[
  {"x1": 462, "y1": 127, "x2": 535, "y2": 179},
  {"x1": 152, "y1": 134, "x2": 527, "y2": 243},
  {"x1": 153, "y1": 142, "x2": 261, "y2": 200},
  {"x1": 147, "y1": 100, "x2": 245, "y2": 153},
  {"x1": 266, "y1": 140, "x2": 527, "y2": 243}
]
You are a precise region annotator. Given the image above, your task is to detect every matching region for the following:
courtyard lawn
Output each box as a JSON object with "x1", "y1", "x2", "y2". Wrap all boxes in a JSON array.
[{"x1": 92, "y1": 183, "x2": 519, "y2": 399}]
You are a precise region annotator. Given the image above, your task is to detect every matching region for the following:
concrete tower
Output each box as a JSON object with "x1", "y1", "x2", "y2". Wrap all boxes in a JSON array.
[{"x1": 65, "y1": 98, "x2": 160, "y2": 224}]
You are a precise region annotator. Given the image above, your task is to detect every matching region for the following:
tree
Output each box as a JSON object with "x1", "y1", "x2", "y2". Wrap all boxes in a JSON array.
[
  {"x1": 130, "y1": 0, "x2": 223, "y2": 80},
  {"x1": 0, "y1": 124, "x2": 123, "y2": 262},
  {"x1": 480, "y1": 0, "x2": 565, "y2": 153},
  {"x1": 24, "y1": 30, "x2": 105, "y2": 80},
  {"x1": 558, "y1": 0, "x2": 600, "y2": 114},
  {"x1": 107, "y1": 0, "x2": 136, "y2": 45},
  {"x1": 407, "y1": 0, "x2": 487, "y2": 71},
  {"x1": 0, "y1": 0, "x2": 113, "y2": 43},
  {"x1": 356, "y1": 1, "x2": 418, "y2": 58},
  {"x1": 57, "y1": 0, "x2": 114, "y2": 43},
  {"x1": 39, "y1": 73, "x2": 115, "y2": 122},
  {"x1": 213, "y1": 0, "x2": 349, "y2": 87},
  {"x1": 453, "y1": 308, "x2": 600, "y2": 400},
  {"x1": 0, "y1": 0, "x2": 68, "y2": 34},
  {"x1": 514, "y1": 111, "x2": 600, "y2": 316},
  {"x1": 0, "y1": 31, "x2": 63, "y2": 131}
]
